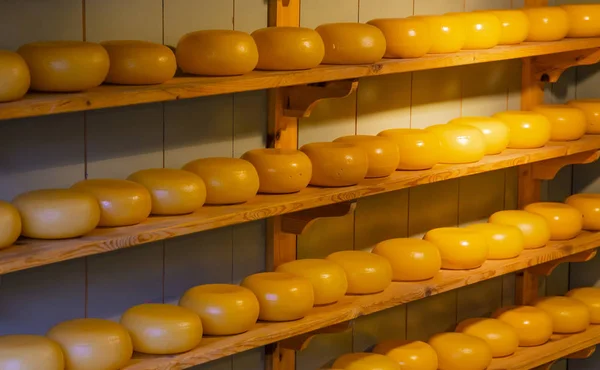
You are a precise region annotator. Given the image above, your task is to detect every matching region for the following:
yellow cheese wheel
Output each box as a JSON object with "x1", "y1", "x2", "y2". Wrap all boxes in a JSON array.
[
  {"x1": 252, "y1": 27, "x2": 325, "y2": 71},
  {"x1": 120, "y1": 303, "x2": 202, "y2": 354},
  {"x1": 316, "y1": 23, "x2": 385, "y2": 65},
  {"x1": 424, "y1": 227, "x2": 489, "y2": 270},
  {"x1": 0, "y1": 200, "x2": 21, "y2": 249},
  {"x1": 179, "y1": 284, "x2": 259, "y2": 335},
  {"x1": 12, "y1": 189, "x2": 100, "y2": 239},
  {"x1": 127, "y1": 168, "x2": 206, "y2": 215},
  {"x1": 524, "y1": 202, "x2": 583, "y2": 240},
  {"x1": 447, "y1": 12, "x2": 501, "y2": 49},
  {"x1": 333, "y1": 135, "x2": 399, "y2": 178},
  {"x1": 182, "y1": 157, "x2": 259, "y2": 205},
  {"x1": 534, "y1": 296, "x2": 591, "y2": 334},
  {"x1": 492, "y1": 306, "x2": 553, "y2": 346},
  {"x1": 0, "y1": 335, "x2": 64, "y2": 370},
  {"x1": 523, "y1": 7, "x2": 569, "y2": 42},
  {"x1": 488, "y1": 210, "x2": 551, "y2": 249},
  {"x1": 532, "y1": 105, "x2": 587, "y2": 141},
  {"x1": 565, "y1": 193, "x2": 600, "y2": 231},
  {"x1": 447, "y1": 116, "x2": 509, "y2": 155},
  {"x1": 428, "y1": 332, "x2": 492, "y2": 370},
  {"x1": 18, "y1": 41, "x2": 109, "y2": 92},
  {"x1": 300, "y1": 142, "x2": 368, "y2": 187},
  {"x1": 367, "y1": 18, "x2": 432, "y2": 58},
  {"x1": 465, "y1": 223, "x2": 524, "y2": 260},
  {"x1": 409, "y1": 15, "x2": 466, "y2": 54},
  {"x1": 241, "y1": 272, "x2": 314, "y2": 321},
  {"x1": 561, "y1": 5, "x2": 600, "y2": 38},
  {"x1": 326, "y1": 250, "x2": 392, "y2": 294},
  {"x1": 483, "y1": 10, "x2": 529, "y2": 45},
  {"x1": 372, "y1": 340, "x2": 438, "y2": 370},
  {"x1": 566, "y1": 287, "x2": 600, "y2": 324},
  {"x1": 493, "y1": 111, "x2": 551, "y2": 149},
  {"x1": 371, "y1": 238, "x2": 441, "y2": 281},
  {"x1": 47, "y1": 318, "x2": 133, "y2": 370},
  {"x1": 176, "y1": 30, "x2": 258, "y2": 76},
  {"x1": 70, "y1": 179, "x2": 152, "y2": 227},
  {"x1": 241, "y1": 148, "x2": 311, "y2": 194},
  {"x1": 378, "y1": 128, "x2": 440, "y2": 170},
  {"x1": 426, "y1": 124, "x2": 486, "y2": 164},
  {"x1": 276, "y1": 259, "x2": 348, "y2": 305},
  {"x1": 332, "y1": 353, "x2": 402, "y2": 370},
  {"x1": 455, "y1": 318, "x2": 519, "y2": 358},
  {"x1": 567, "y1": 99, "x2": 600, "y2": 134},
  {"x1": 0, "y1": 50, "x2": 30, "y2": 102}
]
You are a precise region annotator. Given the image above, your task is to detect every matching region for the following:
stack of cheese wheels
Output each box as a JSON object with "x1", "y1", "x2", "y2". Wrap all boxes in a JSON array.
[
  {"x1": 316, "y1": 23, "x2": 386, "y2": 64},
  {"x1": 426, "y1": 124, "x2": 486, "y2": 163},
  {"x1": 523, "y1": 7, "x2": 569, "y2": 42},
  {"x1": 252, "y1": 27, "x2": 324, "y2": 70},
  {"x1": 561, "y1": 5, "x2": 600, "y2": 38},
  {"x1": 47, "y1": 318, "x2": 133, "y2": 370},
  {"x1": 378, "y1": 128, "x2": 440, "y2": 170},
  {"x1": 0, "y1": 50, "x2": 30, "y2": 102},
  {"x1": 242, "y1": 148, "x2": 312, "y2": 193},
  {"x1": 532, "y1": 105, "x2": 587, "y2": 141},
  {"x1": 0, "y1": 200, "x2": 21, "y2": 249},
  {"x1": 0, "y1": 335, "x2": 64, "y2": 370},
  {"x1": 455, "y1": 318, "x2": 519, "y2": 358},
  {"x1": 448, "y1": 116, "x2": 509, "y2": 155},
  {"x1": 424, "y1": 227, "x2": 489, "y2": 270},
  {"x1": 566, "y1": 194, "x2": 600, "y2": 230},
  {"x1": 492, "y1": 306, "x2": 553, "y2": 346},
  {"x1": 276, "y1": 259, "x2": 348, "y2": 305},
  {"x1": 371, "y1": 238, "x2": 441, "y2": 281},
  {"x1": 179, "y1": 284, "x2": 260, "y2": 335},
  {"x1": 428, "y1": 332, "x2": 492, "y2": 370},
  {"x1": 241, "y1": 272, "x2": 314, "y2": 321},
  {"x1": 326, "y1": 250, "x2": 392, "y2": 294},
  {"x1": 465, "y1": 223, "x2": 524, "y2": 259},
  {"x1": 373, "y1": 340, "x2": 438, "y2": 370},
  {"x1": 534, "y1": 296, "x2": 591, "y2": 334},
  {"x1": 333, "y1": 135, "x2": 399, "y2": 178},
  {"x1": 567, "y1": 287, "x2": 600, "y2": 323},
  {"x1": 332, "y1": 353, "x2": 402, "y2": 370},
  {"x1": 409, "y1": 15, "x2": 466, "y2": 53},
  {"x1": 483, "y1": 10, "x2": 529, "y2": 45},
  {"x1": 493, "y1": 111, "x2": 551, "y2": 149},
  {"x1": 367, "y1": 18, "x2": 432, "y2": 58},
  {"x1": 448, "y1": 12, "x2": 501, "y2": 49},
  {"x1": 568, "y1": 100, "x2": 600, "y2": 134},
  {"x1": 524, "y1": 202, "x2": 583, "y2": 240},
  {"x1": 489, "y1": 210, "x2": 551, "y2": 249},
  {"x1": 300, "y1": 142, "x2": 368, "y2": 187}
]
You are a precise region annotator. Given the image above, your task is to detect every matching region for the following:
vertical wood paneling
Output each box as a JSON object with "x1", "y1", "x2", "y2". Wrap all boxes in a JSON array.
[
  {"x1": 406, "y1": 291, "x2": 458, "y2": 340},
  {"x1": 297, "y1": 213, "x2": 355, "y2": 259},
  {"x1": 459, "y1": 172, "x2": 505, "y2": 225},
  {"x1": 300, "y1": 0, "x2": 359, "y2": 28},
  {"x1": 457, "y1": 278, "x2": 503, "y2": 321},
  {"x1": 297, "y1": 331, "x2": 353, "y2": 370},
  {"x1": 233, "y1": 0, "x2": 268, "y2": 33},
  {"x1": 408, "y1": 180, "x2": 460, "y2": 237},
  {"x1": 163, "y1": 0, "x2": 234, "y2": 46},
  {"x1": 85, "y1": 0, "x2": 163, "y2": 42},
  {"x1": 357, "y1": 0, "x2": 413, "y2": 22},
  {"x1": 465, "y1": 0, "x2": 511, "y2": 10},
  {"x1": 298, "y1": 95, "x2": 357, "y2": 146},
  {"x1": 354, "y1": 191, "x2": 409, "y2": 251},
  {"x1": 414, "y1": 0, "x2": 464, "y2": 14},
  {"x1": 353, "y1": 306, "x2": 407, "y2": 351},
  {"x1": 410, "y1": 68, "x2": 462, "y2": 128},
  {"x1": 461, "y1": 62, "x2": 512, "y2": 116},
  {"x1": 575, "y1": 64, "x2": 600, "y2": 99}
]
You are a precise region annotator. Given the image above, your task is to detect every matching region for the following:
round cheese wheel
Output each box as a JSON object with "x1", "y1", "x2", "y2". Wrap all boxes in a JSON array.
[
  {"x1": 426, "y1": 124, "x2": 486, "y2": 164},
  {"x1": 12, "y1": 189, "x2": 100, "y2": 239},
  {"x1": 333, "y1": 135, "x2": 399, "y2": 178},
  {"x1": 0, "y1": 50, "x2": 30, "y2": 102},
  {"x1": 18, "y1": 41, "x2": 109, "y2": 92},
  {"x1": 176, "y1": 30, "x2": 258, "y2": 76},
  {"x1": 428, "y1": 332, "x2": 492, "y2": 370},
  {"x1": 47, "y1": 318, "x2": 133, "y2": 370},
  {"x1": 371, "y1": 238, "x2": 441, "y2": 281},
  {"x1": 276, "y1": 259, "x2": 348, "y2": 305},
  {"x1": 483, "y1": 10, "x2": 529, "y2": 45},
  {"x1": 532, "y1": 105, "x2": 587, "y2": 141},
  {"x1": 424, "y1": 227, "x2": 489, "y2": 270},
  {"x1": 534, "y1": 296, "x2": 591, "y2": 334},
  {"x1": 0, "y1": 335, "x2": 64, "y2": 370},
  {"x1": 70, "y1": 179, "x2": 152, "y2": 227},
  {"x1": 300, "y1": 142, "x2": 368, "y2": 187},
  {"x1": 465, "y1": 223, "x2": 524, "y2": 260},
  {"x1": 182, "y1": 157, "x2": 259, "y2": 205},
  {"x1": 455, "y1": 318, "x2": 519, "y2": 358},
  {"x1": 241, "y1": 148, "x2": 312, "y2": 194},
  {"x1": 565, "y1": 193, "x2": 600, "y2": 231},
  {"x1": 120, "y1": 303, "x2": 203, "y2": 354},
  {"x1": 316, "y1": 23, "x2": 385, "y2": 65},
  {"x1": 409, "y1": 15, "x2": 466, "y2": 54},
  {"x1": 367, "y1": 18, "x2": 432, "y2": 58},
  {"x1": 493, "y1": 111, "x2": 551, "y2": 149},
  {"x1": 326, "y1": 250, "x2": 392, "y2": 294},
  {"x1": 127, "y1": 168, "x2": 206, "y2": 215},
  {"x1": 179, "y1": 284, "x2": 259, "y2": 335},
  {"x1": 492, "y1": 306, "x2": 553, "y2": 346},
  {"x1": 448, "y1": 12, "x2": 501, "y2": 49},
  {"x1": 561, "y1": 5, "x2": 600, "y2": 38},
  {"x1": 524, "y1": 202, "x2": 583, "y2": 241},
  {"x1": 332, "y1": 353, "x2": 402, "y2": 370},
  {"x1": 447, "y1": 116, "x2": 509, "y2": 155},
  {"x1": 378, "y1": 128, "x2": 440, "y2": 170},
  {"x1": 0, "y1": 200, "x2": 21, "y2": 249},
  {"x1": 372, "y1": 340, "x2": 438, "y2": 370},
  {"x1": 252, "y1": 27, "x2": 324, "y2": 71},
  {"x1": 523, "y1": 7, "x2": 569, "y2": 42},
  {"x1": 566, "y1": 287, "x2": 600, "y2": 324},
  {"x1": 488, "y1": 210, "x2": 551, "y2": 249},
  {"x1": 567, "y1": 99, "x2": 600, "y2": 134},
  {"x1": 241, "y1": 272, "x2": 314, "y2": 321}
]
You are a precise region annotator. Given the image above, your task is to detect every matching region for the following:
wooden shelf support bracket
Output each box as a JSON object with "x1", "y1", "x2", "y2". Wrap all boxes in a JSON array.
[
  {"x1": 282, "y1": 80, "x2": 359, "y2": 118},
  {"x1": 532, "y1": 47, "x2": 600, "y2": 83},
  {"x1": 532, "y1": 345, "x2": 596, "y2": 370},
  {"x1": 532, "y1": 150, "x2": 600, "y2": 180},
  {"x1": 279, "y1": 321, "x2": 353, "y2": 351},
  {"x1": 529, "y1": 248, "x2": 598, "y2": 276},
  {"x1": 281, "y1": 201, "x2": 357, "y2": 235}
]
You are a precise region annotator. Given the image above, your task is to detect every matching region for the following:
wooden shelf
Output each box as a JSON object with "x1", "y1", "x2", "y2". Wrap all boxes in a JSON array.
[{"x1": 1, "y1": 38, "x2": 600, "y2": 121}]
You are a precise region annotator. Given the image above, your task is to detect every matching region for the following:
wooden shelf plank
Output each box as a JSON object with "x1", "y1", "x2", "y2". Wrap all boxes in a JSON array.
[{"x1": 1, "y1": 38, "x2": 600, "y2": 121}]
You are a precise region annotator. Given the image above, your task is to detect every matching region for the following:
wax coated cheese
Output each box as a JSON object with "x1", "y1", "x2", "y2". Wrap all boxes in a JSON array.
[
  {"x1": 316, "y1": 23, "x2": 386, "y2": 64},
  {"x1": 561, "y1": 5, "x2": 600, "y2": 38},
  {"x1": 566, "y1": 287, "x2": 600, "y2": 324},
  {"x1": 565, "y1": 194, "x2": 600, "y2": 231},
  {"x1": 47, "y1": 318, "x2": 133, "y2": 370},
  {"x1": 300, "y1": 142, "x2": 368, "y2": 187},
  {"x1": 182, "y1": 157, "x2": 259, "y2": 205},
  {"x1": 426, "y1": 124, "x2": 486, "y2": 164},
  {"x1": 367, "y1": 18, "x2": 432, "y2": 58},
  {"x1": 378, "y1": 128, "x2": 440, "y2": 170},
  {"x1": 493, "y1": 111, "x2": 551, "y2": 149},
  {"x1": 372, "y1": 340, "x2": 438, "y2": 370},
  {"x1": 326, "y1": 250, "x2": 392, "y2": 294},
  {"x1": 409, "y1": 15, "x2": 466, "y2": 53},
  {"x1": 0, "y1": 200, "x2": 21, "y2": 249},
  {"x1": 428, "y1": 332, "x2": 492, "y2": 370},
  {"x1": 523, "y1": 7, "x2": 569, "y2": 42},
  {"x1": 567, "y1": 99, "x2": 600, "y2": 134},
  {"x1": 455, "y1": 318, "x2": 519, "y2": 358},
  {"x1": 466, "y1": 223, "x2": 524, "y2": 260},
  {"x1": 448, "y1": 12, "x2": 501, "y2": 49},
  {"x1": 333, "y1": 135, "x2": 399, "y2": 178},
  {"x1": 241, "y1": 272, "x2": 314, "y2": 321},
  {"x1": 447, "y1": 116, "x2": 509, "y2": 155},
  {"x1": 252, "y1": 27, "x2": 324, "y2": 70},
  {"x1": 332, "y1": 353, "x2": 402, "y2": 370},
  {"x1": 0, "y1": 50, "x2": 30, "y2": 102},
  {"x1": 71, "y1": 179, "x2": 152, "y2": 227},
  {"x1": 241, "y1": 148, "x2": 312, "y2": 194},
  {"x1": 127, "y1": 168, "x2": 206, "y2": 215},
  {"x1": 489, "y1": 210, "x2": 551, "y2": 249},
  {"x1": 18, "y1": 41, "x2": 109, "y2": 92},
  {"x1": 532, "y1": 105, "x2": 587, "y2": 141},
  {"x1": 484, "y1": 10, "x2": 529, "y2": 45},
  {"x1": 424, "y1": 227, "x2": 489, "y2": 270},
  {"x1": 534, "y1": 296, "x2": 591, "y2": 334},
  {"x1": 0, "y1": 335, "x2": 64, "y2": 370},
  {"x1": 276, "y1": 259, "x2": 348, "y2": 305},
  {"x1": 492, "y1": 306, "x2": 553, "y2": 346},
  {"x1": 524, "y1": 202, "x2": 583, "y2": 240},
  {"x1": 372, "y1": 238, "x2": 441, "y2": 281}
]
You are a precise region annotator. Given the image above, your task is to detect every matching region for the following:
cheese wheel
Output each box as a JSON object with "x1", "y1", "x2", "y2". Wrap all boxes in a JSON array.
[
  {"x1": 488, "y1": 210, "x2": 551, "y2": 249},
  {"x1": 241, "y1": 148, "x2": 312, "y2": 194},
  {"x1": 483, "y1": 10, "x2": 529, "y2": 45},
  {"x1": 176, "y1": 30, "x2": 258, "y2": 76},
  {"x1": 409, "y1": 15, "x2": 466, "y2": 54},
  {"x1": 492, "y1": 306, "x2": 553, "y2": 346},
  {"x1": 12, "y1": 189, "x2": 100, "y2": 239},
  {"x1": 372, "y1": 340, "x2": 438, "y2": 370},
  {"x1": 565, "y1": 193, "x2": 600, "y2": 231},
  {"x1": 18, "y1": 41, "x2": 109, "y2": 92},
  {"x1": 371, "y1": 238, "x2": 441, "y2": 281},
  {"x1": 447, "y1": 116, "x2": 509, "y2": 155},
  {"x1": 523, "y1": 7, "x2": 569, "y2": 42},
  {"x1": 378, "y1": 129, "x2": 440, "y2": 170},
  {"x1": 0, "y1": 200, "x2": 21, "y2": 249},
  {"x1": 493, "y1": 111, "x2": 551, "y2": 149},
  {"x1": 524, "y1": 202, "x2": 583, "y2": 240},
  {"x1": 447, "y1": 12, "x2": 501, "y2": 49},
  {"x1": 241, "y1": 272, "x2": 314, "y2": 321},
  {"x1": 567, "y1": 99, "x2": 600, "y2": 134},
  {"x1": 47, "y1": 318, "x2": 133, "y2": 370},
  {"x1": 0, "y1": 50, "x2": 30, "y2": 102},
  {"x1": 70, "y1": 179, "x2": 152, "y2": 227},
  {"x1": 428, "y1": 332, "x2": 492, "y2": 370},
  {"x1": 127, "y1": 168, "x2": 206, "y2": 215},
  {"x1": 367, "y1": 18, "x2": 432, "y2": 58},
  {"x1": 424, "y1": 227, "x2": 489, "y2": 270},
  {"x1": 326, "y1": 250, "x2": 392, "y2": 294},
  {"x1": 182, "y1": 157, "x2": 259, "y2": 205},
  {"x1": 276, "y1": 259, "x2": 348, "y2": 305},
  {"x1": 534, "y1": 296, "x2": 591, "y2": 334},
  {"x1": 120, "y1": 303, "x2": 203, "y2": 354},
  {"x1": 561, "y1": 5, "x2": 600, "y2": 38},
  {"x1": 252, "y1": 27, "x2": 324, "y2": 71},
  {"x1": 465, "y1": 223, "x2": 524, "y2": 260},
  {"x1": 566, "y1": 287, "x2": 600, "y2": 324},
  {"x1": 426, "y1": 124, "x2": 486, "y2": 164},
  {"x1": 0, "y1": 335, "x2": 64, "y2": 370},
  {"x1": 300, "y1": 142, "x2": 368, "y2": 187},
  {"x1": 455, "y1": 318, "x2": 519, "y2": 358},
  {"x1": 332, "y1": 353, "x2": 402, "y2": 370},
  {"x1": 316, "y1": 23, "x2": 385, "y2": 65},
  {"x1": 333, "y1": 135, "x2": 399, "y2": 178},
  {"x1": 179, "y1": 284, "x2": 259, "y2": 335},
  {"x1": 532, "y1": 105, "x2": 587, "y2": 141}
]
